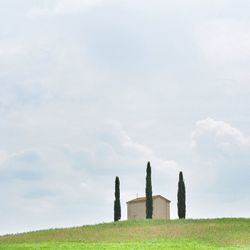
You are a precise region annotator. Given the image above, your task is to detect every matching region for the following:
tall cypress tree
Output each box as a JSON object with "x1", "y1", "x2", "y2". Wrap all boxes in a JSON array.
[
  {"x1": 177, "y1": 171, "x2": 186, "y2": 219},
  {"x1": 114, "y1": 176, "x2": 121, "y2": 222},
  {"x1": 145, "y1": 161, "x2": 153, "y2": 219}
]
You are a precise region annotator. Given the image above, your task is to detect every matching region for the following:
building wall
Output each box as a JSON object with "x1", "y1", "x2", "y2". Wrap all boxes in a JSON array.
[
  {"x1": 127, "y1": 200, "x2": 145, "y2": 219},
  {"x1": 127, "y1": 197, "x2": 170, "y2": 220},
  {"x1": 153, "y1": 196, "x2": 170, "y2": 219}
]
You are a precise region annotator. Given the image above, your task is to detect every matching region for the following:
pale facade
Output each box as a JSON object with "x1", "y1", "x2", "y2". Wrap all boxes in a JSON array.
[{"x1": 127, "y1": 195, "x2": 170, "y2": 220}]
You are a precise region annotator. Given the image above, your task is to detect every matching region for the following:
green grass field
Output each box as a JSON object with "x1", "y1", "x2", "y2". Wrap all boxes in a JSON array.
[{"x1": 0, "y1": 218, "x2": 249, "y2": 249}]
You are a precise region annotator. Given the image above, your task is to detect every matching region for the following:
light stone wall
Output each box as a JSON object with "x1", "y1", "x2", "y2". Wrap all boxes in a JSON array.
[
  {"x1": 153, "y1": 196, "x2": 170, "y2": 219},
  {"x1": 127, "y1": 201, "x2": 146, "y2": 219},
  {"x1": 127, "y1": 196, "x2": 170, "y2": 220}
]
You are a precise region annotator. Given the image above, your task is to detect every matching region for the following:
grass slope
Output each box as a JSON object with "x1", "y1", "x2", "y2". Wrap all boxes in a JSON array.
[{"x1": 0, "y1": 218, "x2": 249, "y2": 249}]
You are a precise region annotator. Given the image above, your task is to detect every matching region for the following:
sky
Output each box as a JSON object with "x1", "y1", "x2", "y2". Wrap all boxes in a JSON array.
[{"x1": 0, "y1": 0, "x2": 250, "y2": 234}]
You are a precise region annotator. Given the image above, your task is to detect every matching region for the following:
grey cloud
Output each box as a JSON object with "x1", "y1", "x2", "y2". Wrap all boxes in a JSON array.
[
  {"x1": 21, "y1": 187, "x2": 57, "y2": 199},
  {"x1": 0, "y1": 150, "x2": 46, "y2": 181},
  {"x1": 61, "y1": 121, "x2": 178, "y2": 179}
]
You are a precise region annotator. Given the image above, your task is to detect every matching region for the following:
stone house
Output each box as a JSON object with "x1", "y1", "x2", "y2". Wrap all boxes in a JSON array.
[{"x1": 127, "y1": 195, "x2": 170, "y2": 220}]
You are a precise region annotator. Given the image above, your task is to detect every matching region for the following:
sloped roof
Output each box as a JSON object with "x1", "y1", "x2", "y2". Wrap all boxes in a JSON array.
[{"x1": 127, "y1": 195, "x2": 171, "y2": 204}]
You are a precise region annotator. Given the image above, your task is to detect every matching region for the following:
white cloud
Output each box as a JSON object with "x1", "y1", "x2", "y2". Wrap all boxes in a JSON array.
[
  {"x1": 191, "y1": 117, "x2": 249, "y2": 153},
  {"x1": 0, "y1": 151, "x2": 7, "y2": 165},
  {"x1": 187, "y1": 118, "x2": 250, "y2": 218},
  {"x1": 190, "y1": 117, "x2": 250, "y2": 195},
  {"x1": 195, "y1": 20, "x2": 250, "y2": 63},
  {"x1": 0, "y1": 42, "x2": 24, "y2": 57},
  {"x1": 28, "y1": 0, "x2": 104, "y2": 17}
]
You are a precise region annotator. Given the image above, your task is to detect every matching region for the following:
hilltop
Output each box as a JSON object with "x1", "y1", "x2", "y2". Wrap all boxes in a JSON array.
[{"x1": 0, "y1": 218, "x2": 249, "y2": 249}]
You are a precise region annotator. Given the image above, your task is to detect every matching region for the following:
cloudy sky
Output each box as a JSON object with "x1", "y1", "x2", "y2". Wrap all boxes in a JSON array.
[{"x1": 0, "y1": 0, "x2": 250, "y2": 234}]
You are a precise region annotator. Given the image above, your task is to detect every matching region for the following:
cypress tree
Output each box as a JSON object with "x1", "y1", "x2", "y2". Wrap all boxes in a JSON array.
[
  {"x1": 114, "y1": 176, "x2": 121, "y2": 222},
  {"x1": 145, "y1": 161, "x2": 153, "y2": 219},
  {"x1": 177, "y1": 171, "x2": 186, "y2": 219}
]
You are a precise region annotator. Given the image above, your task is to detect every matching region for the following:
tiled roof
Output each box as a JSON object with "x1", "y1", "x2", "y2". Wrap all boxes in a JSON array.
[{"x1": 127, "y1": 195, "x2": 171, "y2": 203}]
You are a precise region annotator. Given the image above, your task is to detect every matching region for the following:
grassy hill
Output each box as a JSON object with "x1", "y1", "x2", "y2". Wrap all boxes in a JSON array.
[{"x1": 0, "y1": 218, "x2": 249, "y2": 249}]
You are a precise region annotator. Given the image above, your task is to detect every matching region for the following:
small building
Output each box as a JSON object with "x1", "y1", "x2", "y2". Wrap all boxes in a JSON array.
[{"x1": 127, "y1": 195, "x2": 171, "y2": 220}]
